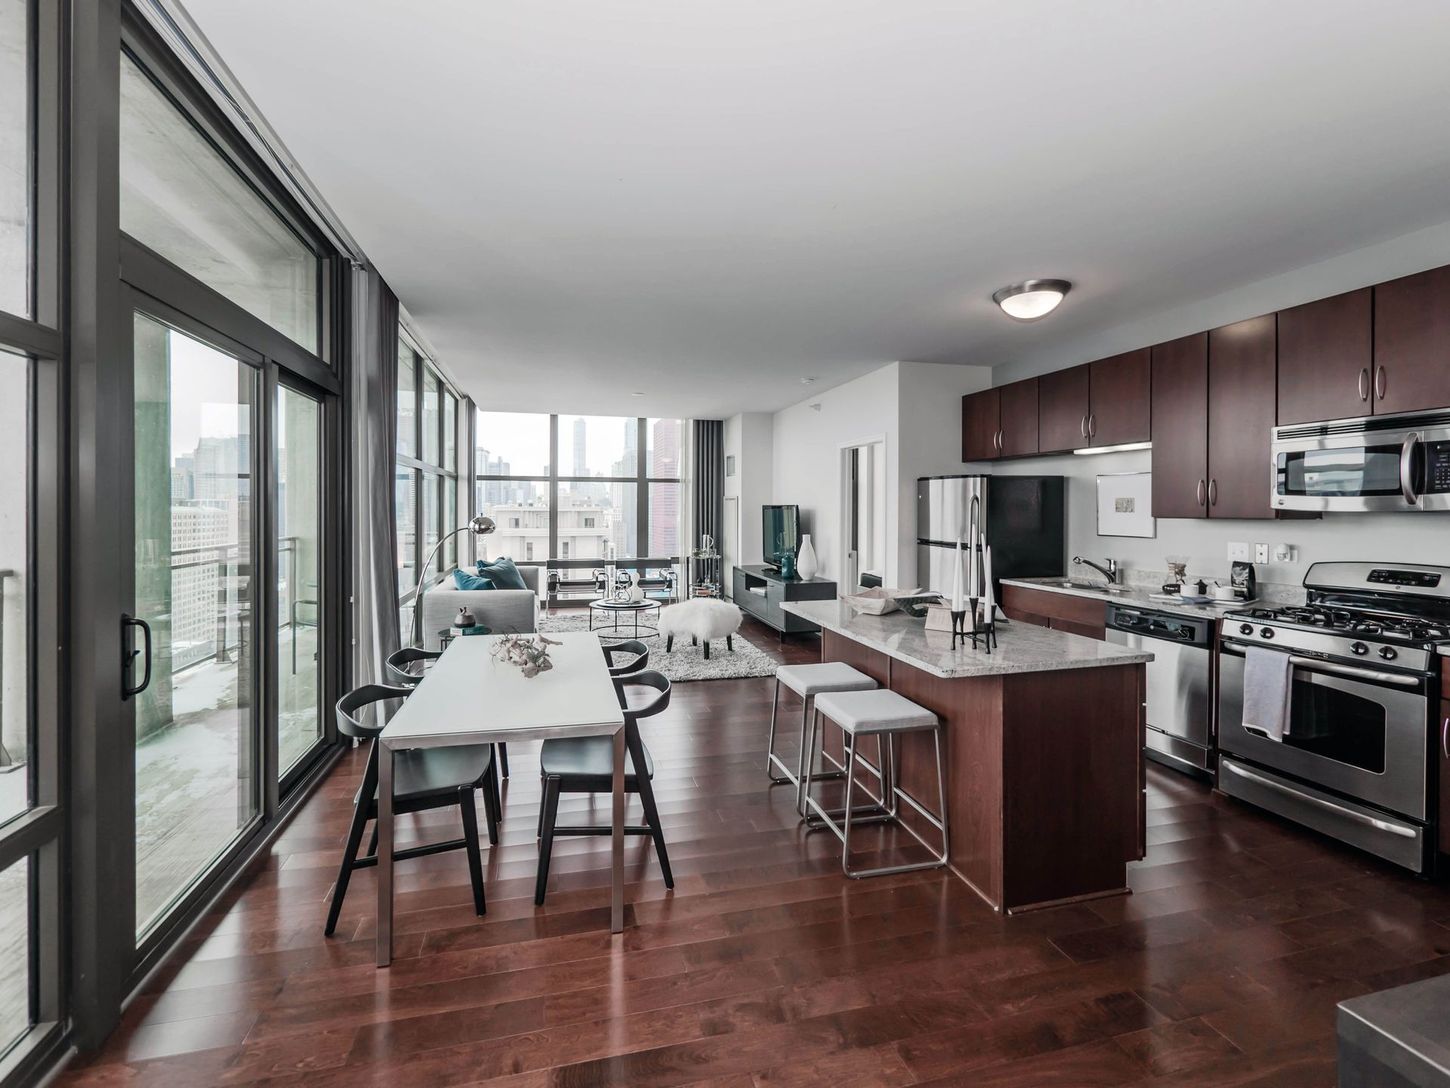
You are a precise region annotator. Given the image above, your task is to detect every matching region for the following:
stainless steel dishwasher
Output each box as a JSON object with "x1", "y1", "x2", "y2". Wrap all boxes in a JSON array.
[{"x1": 1105, "y1": 604, "x2": 1214, "y2": 777}]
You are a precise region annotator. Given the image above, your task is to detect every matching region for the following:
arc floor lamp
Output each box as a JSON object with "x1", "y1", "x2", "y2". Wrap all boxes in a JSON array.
[{"x1": 411, "y1": 514, "x2": 496, "y2": 646}]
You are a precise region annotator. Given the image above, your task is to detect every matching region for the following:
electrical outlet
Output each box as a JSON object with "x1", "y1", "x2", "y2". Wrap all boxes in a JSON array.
[
  {"x1": 1254, "y1": 543, "x2": 1270, "y2": 564},
  {"x1": 1227, "y1": 542, "x2": 1251, "y2": 561}
]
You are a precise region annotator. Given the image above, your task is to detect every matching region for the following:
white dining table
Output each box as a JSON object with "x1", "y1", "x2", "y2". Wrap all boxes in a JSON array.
[{"x1": 375, "y1": 630, "x2": 628, "y2": 966}]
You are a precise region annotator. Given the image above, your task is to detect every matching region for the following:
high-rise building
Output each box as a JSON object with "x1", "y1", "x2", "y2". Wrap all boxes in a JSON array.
[{"x1": 649, "y1": 418, "x2": 681, "y2": 556}]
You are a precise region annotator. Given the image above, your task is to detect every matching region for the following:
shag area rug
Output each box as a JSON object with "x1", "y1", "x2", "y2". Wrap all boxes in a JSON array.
[{"x1": 537, "y1": 609, "x2": 779, "y2": 682}]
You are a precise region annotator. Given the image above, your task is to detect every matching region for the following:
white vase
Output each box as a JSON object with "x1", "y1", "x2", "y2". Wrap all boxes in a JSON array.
[{"x1": 796, "y1": 533, "x2": 818, "y2": 580}]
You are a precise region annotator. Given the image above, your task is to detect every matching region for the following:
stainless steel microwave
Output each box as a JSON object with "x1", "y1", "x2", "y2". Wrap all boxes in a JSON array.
[{"x1": 1271, "y1": 408, "x2": 1450, "y2": 512}]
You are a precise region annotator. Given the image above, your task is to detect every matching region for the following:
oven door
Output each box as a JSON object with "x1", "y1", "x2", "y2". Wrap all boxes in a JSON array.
[{"x1": 1217, "y1": 642, "x2": 1429, "y2": 820}]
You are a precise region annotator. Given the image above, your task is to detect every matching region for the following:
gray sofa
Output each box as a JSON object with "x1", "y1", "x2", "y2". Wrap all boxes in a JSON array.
[{"x1": 421, "y1": 565, "x2": 542, "y2": 649}]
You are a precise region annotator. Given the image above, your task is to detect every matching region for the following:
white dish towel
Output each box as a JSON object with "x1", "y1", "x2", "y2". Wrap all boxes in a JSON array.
[{"x1": 1242, "y1": 647, "x2": 1294, "y2": 742}]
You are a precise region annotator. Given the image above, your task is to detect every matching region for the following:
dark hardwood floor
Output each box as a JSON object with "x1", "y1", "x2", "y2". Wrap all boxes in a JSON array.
[{"x1": 57, "y1": 616, "x2": 1450, "y2": 1087}]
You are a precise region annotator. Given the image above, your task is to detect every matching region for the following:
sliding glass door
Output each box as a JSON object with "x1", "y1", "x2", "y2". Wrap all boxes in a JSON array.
[
  {"x1": 275, "y1": 385, "x2": 324, "y2": 776},
  {"x1": 131, "y1": 313, "x2": 260, "y2": 936}
]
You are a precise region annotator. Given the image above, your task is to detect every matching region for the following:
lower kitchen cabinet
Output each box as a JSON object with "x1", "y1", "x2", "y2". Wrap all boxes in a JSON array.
[
  {"x1": 1000, "y1": 584, "x2": 1106, "y2": 640},
  {"x1": 1441, "y1": 688, "x2": 1450, "y2": 856}
]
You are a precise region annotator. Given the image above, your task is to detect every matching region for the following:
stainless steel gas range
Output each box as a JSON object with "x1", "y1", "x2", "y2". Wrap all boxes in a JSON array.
[{"x1": 1216, "y1": 562, "x2": 1450, "y2": 872}]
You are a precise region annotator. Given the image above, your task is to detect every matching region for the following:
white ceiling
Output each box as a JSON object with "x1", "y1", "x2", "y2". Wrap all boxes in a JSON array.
[{"x1": 182, "y1": 0, "x2": 1450, "y2": 418}]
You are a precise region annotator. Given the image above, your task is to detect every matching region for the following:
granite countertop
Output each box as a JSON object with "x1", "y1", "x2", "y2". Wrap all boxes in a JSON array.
[
  {"x1": 781, "y1": 599, "x2": 1153, "y2": 679},
  {"x1": 1000, "y1": 576, "x2": 1304, "y2": 622}
]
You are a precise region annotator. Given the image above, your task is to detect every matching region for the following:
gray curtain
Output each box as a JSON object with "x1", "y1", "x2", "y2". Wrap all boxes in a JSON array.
[
  {"x1": 692, "y1": 419, "x2": 724, "y2": 551},
  {"x1": 349, "y1": 264, "x2": 401, "y2": 685}
]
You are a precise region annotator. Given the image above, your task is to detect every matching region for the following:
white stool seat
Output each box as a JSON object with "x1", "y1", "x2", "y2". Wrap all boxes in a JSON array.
[
  {"x1": 776, "y1": 662, "x2": 877, "y2": 698},
  {"x1": 813, "y1": 689, "x2": 937, "y2": 734}
]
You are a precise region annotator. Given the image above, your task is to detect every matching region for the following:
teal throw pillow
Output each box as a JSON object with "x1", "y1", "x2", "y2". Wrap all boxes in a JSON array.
[{"x1": 477, "y1": 556, "x2": 528, "y2": 591}]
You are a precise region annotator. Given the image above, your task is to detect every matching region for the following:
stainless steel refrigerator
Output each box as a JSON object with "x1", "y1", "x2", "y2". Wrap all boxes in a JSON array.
[{"x1": 916, "y1": 475, "x2": 1066, "y2": 596}]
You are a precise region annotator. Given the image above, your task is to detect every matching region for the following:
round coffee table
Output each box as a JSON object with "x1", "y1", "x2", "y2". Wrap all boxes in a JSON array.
[{"x1": 588, "y1": 598, "x2": 661, "y2": 639}]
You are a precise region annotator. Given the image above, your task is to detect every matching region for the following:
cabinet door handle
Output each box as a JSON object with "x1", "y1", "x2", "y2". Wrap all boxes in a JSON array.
[
  {"x1": 1196, "y1": 479, "x2": 1206, "y2": 508},
  {"x1": 1208, "y1": 479, "x2": 1218, "y2": 507},
  {"x1": 1376, "y1": 365, "x2": 1387, "y2": 400},
  {"x1": 1080, "y1": 414, "x2": 1087, "y2": 438},
  {"x1": 1442, "y1": 715, "x2": 1449, "y2": 760},
  {"x1": 1088, "y1": 412, "x2": 1096, "y2": 437},
  {"x1": 1358, "y1": 368, "x2": 1370, "y2": 402}
]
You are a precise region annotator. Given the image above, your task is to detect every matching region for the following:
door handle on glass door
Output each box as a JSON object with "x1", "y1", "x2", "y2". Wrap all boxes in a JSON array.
[{"x1": 121, "y1": 613, "x2": 153, "y2": 699}]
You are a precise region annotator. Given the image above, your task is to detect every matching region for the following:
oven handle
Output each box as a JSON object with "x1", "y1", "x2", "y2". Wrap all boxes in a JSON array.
[
  {"x1": 1220, "y1": 760, "x2": 1417, "y2": 838},
  {"x1": 1400, "y1": 432, "x2": 1421, "y2": 506},
  {"x1": 1219, "y1": 641, "x2": 1426, "y2": 688}
]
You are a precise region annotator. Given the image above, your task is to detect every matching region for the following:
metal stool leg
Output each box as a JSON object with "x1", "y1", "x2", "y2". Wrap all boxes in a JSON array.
[{"x1": 765, "y1": 678, "x2": 793, "y2": 786}]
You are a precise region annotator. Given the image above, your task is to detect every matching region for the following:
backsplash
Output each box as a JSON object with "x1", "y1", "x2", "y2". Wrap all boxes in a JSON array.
[{"x1": 993, "y1": 447, "x2": 1450, "y2": 591}]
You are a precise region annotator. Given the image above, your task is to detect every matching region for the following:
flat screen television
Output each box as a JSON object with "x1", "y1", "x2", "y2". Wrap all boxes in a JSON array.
[{"x1": 763, "y1": 505, "x2": 801, "y2": 570}]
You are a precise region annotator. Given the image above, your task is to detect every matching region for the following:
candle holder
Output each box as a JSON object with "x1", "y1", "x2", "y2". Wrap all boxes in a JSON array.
[{"x1": 950, "y1": 608, "x2": 968, "y2": 648}]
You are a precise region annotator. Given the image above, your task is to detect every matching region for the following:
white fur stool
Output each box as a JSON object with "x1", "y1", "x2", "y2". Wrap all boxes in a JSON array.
[{"x1": 659, "y1": 598, "x2": 743, "y2": 661}]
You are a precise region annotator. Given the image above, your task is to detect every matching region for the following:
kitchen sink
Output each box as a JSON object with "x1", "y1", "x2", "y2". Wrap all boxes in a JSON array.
[{"x1": 1054, "y1": 579, "x2": 1130, "y2": 594}]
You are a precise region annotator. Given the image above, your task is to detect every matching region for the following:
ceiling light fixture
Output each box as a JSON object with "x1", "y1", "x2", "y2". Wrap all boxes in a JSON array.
[
  {"x1": 800, "y1": 377, "x2": 817, "y2": 385},
  {"x1": 992, "y1": 279, "x2": 1072, "y2": 322}
]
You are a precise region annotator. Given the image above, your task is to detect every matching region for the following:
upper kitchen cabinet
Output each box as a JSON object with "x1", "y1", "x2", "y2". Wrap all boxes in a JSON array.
[
  {"x1": 1374, "y1": 266, "x2": 1450, "y2": 416},
  {"x1": 998, "y1": 377, "x2": 1040, "y2": 457},
  {"x1": 1277, "y1": 288, "x2": 1372, "y2": 425},
  {"x1": 1150, "y1": 333, "x2": 1209, "y2": 519},
  {"x1": 962, "y1": 387, "x2": 1001, "y2": 461},
  {"x1": 1088, "y1": 348, "x2": 1152, "y2": 446},
  {"x1": 1207, "y1": 314, "x2": 1277, "y2": 519},
  {"x1": 1038, "y1": 364, "x2": 1090, "y2": 453}
]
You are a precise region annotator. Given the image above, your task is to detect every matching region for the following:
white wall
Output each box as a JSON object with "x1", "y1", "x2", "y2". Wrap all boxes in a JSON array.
[
  {"x1": 722, "y1": 411, "x2": 774, "y2": 589},
  {"x1": 773, "y1": 365, "x2": 901, "y2": 585},
  {"x1": 984, "y1": 218, "x2": 1450, "y2": 593}
]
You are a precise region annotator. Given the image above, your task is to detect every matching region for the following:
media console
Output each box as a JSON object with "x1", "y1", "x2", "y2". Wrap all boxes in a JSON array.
[{"x1": 732, "y1": 564, "x2": 837, "y2": 635}]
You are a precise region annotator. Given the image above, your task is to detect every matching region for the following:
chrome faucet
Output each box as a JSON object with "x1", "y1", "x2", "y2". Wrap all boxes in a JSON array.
[{"x1": 1072, "y1": 556, "x2": 1119, "y2": 585}]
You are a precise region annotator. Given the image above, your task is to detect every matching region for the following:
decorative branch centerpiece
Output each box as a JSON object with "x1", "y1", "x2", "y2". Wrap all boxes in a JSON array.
[{"x1": 491, "y1": 633, "x2": 561, "y2": 678}]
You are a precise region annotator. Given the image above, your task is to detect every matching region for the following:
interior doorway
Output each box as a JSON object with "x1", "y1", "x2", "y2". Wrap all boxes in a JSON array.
[{"x1": 841, "y1": 440, "x2": 887, "y2": 591}]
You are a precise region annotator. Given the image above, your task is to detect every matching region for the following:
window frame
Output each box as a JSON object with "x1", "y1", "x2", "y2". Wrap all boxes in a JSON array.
[
  {"x1": 473, "y1": 414, "x2": 684, "y2": 604},
  {"x1": 395, "y1": 329, "x2": 462, "y2": 608}
]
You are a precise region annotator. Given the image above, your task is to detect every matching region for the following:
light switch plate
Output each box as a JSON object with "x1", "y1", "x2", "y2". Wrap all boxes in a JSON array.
[
  {"x1": 1227, "y1": 542, "x2": 1251, "y2": 561},
  {"x1": 1254, "y1": 543, "x2": 1270, "y2": 564}
]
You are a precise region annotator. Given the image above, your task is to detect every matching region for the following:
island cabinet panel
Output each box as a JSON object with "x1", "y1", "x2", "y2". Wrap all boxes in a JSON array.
[
  {"x1": 817, "y1": 630, "x2": 1144, "y2": 913},
  {"x1": 1038, "y1": 364, "x2": 1090, "y2": 453},
  {"x1": 998, "y1": 378, "x2": 1040, "y2": 458},
  {"x1": 1440, "y1": 696, "x2": 1450, "y2": 856},
  {"x1": 1207, "y1": 314, "x2": 1278, "y2": 520},
  {"x1": 1374, "y1": 266, "x2": 1450, "y2": 415},
  {"x1": 1277, "y1": 287, "x2": 1372, "y2": 425},
  {"x1": 962, "y1": 388, "x2": 1001, "y2": 462},
  {"x1": 1000, "y1": 584, "x2": 1106, "y2": 640},
  {"x1": 1089, "y1": 348, "x2": 1152, "y2": 447},
  {"x1": 1151, "y1": 333, "x2": 1210, "y2": 519}
]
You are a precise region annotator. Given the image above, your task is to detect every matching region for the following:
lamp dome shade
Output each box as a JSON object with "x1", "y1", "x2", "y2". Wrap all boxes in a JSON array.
[{"x1": 992, "y1": 279, "x2": 1071, "y2": 321}]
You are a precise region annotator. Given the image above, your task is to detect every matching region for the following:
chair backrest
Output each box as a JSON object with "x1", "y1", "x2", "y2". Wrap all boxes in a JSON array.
[
  {"x1": 385, "y1": 646, "x2": 441, "y2": 687},
  {"x1": 335, "y1": 684, "x2": 414, "y2": 741},
  {"x1": 612, "y1": 670, "x2": 671, "y2": 724},
  {"x1": 602, "y1": 639, "x2": 649, "y2": 677}
]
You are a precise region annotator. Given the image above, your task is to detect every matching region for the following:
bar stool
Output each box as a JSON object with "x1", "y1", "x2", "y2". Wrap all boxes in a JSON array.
[
  {"x1": 801, "y1": 688, "x2": 949, "y2": 879},
  {"x1": 766, "y1": 662, "x2": 878, "y2": 814}
]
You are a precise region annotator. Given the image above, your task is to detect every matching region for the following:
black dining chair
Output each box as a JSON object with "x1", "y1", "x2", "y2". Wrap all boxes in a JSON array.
[
  {"x1": 385, "y1": 644, "x2": 507, "y2": 843},
  {"x1": 601, "y1": 639, "x2": 650, "y2": 677},
  {"x1": 324, "y1": 684, "x2": 494, "y2": 937},
  {"x1": 534, "y1": 670, "x2": 673, "y2": 906}
]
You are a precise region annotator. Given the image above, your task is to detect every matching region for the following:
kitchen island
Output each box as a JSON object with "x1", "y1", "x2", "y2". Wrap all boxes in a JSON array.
[{"x1": 782, "y1": 599, "x2": 1152, "y2": 914}]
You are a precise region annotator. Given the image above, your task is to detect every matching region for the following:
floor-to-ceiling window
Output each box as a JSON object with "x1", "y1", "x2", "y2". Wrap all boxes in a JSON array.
[
  {"x1": 473, "y1": 413, "x2": 684, "y2": 601},
  {"x1": 0, "y1": 1, "x2": 64, "y2": 1081},
  {"x1": 395, "y1": 331, "x2": 462, "y2": 634},
  {"x1": 114, "y1": 15, "x2": 342, "y2": 976}
]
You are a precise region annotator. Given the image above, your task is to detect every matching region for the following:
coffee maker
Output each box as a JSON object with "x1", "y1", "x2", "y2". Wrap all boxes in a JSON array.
[{"x1": 1230, "y1": 561, "x2": 1257, "y2": 602}]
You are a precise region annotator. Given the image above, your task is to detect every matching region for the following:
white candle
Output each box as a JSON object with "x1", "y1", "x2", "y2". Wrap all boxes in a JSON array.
[
  {"x1": 951, "y1": 536, "x2": 965, "y2": 612},
  {"x1": 983, "y1": 542, "x2": 996, "y2": 620},
  {"x1": 966, "y1": 516, "x2": 978, "y2": 598}
]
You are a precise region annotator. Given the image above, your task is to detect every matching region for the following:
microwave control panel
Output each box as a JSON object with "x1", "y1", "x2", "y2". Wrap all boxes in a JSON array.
[{"x1": 1427, "y1": 440, "x2": 1450, "y2": 492}]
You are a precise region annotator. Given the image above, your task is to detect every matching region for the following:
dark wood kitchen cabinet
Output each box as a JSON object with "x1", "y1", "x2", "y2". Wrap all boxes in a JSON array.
[
  {"x1": 1038, "y1": 364, "x2": 1090, "y2": 453},
  {"x1": 1150, "y1": 333, "x2": 1209, "y2": 519},
  {"x1": 998, "y1": 377, "x2": 1040, "y2": 457},
  {"x1": 1374, "y1": 266, "x2": 1450, "y2": 416},
  {"x1": 1207, "y1": 315, "x2": 1277, "y2": 520},
  {"x1": 1089, "y1": 348, "x2": 1152, "y2": 446},
  {"x1": 1277, "y1": 288, "x2": 1372, "y2": 425},
  {"x1": 1440, "y1": 694, "x2": 1450, "y2": 855},
  {"x1": 961, "y1": 388, "x2": 1000, "y2": 462}
]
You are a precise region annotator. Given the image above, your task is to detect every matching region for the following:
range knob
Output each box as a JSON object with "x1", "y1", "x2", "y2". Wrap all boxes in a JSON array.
[
  {"x1": 1259, "y1": 627, "x2": 1275, "y2": 640},
  {"x1": 1379, "y1": 646, "x2": 1398, "y2": 661},
  {"x1": 1239, "y1": 623, "x2": 1254, "y2": 636},
  {"x1": 1350, "y1": 641, "x2": 1369, "y2": 656}
]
